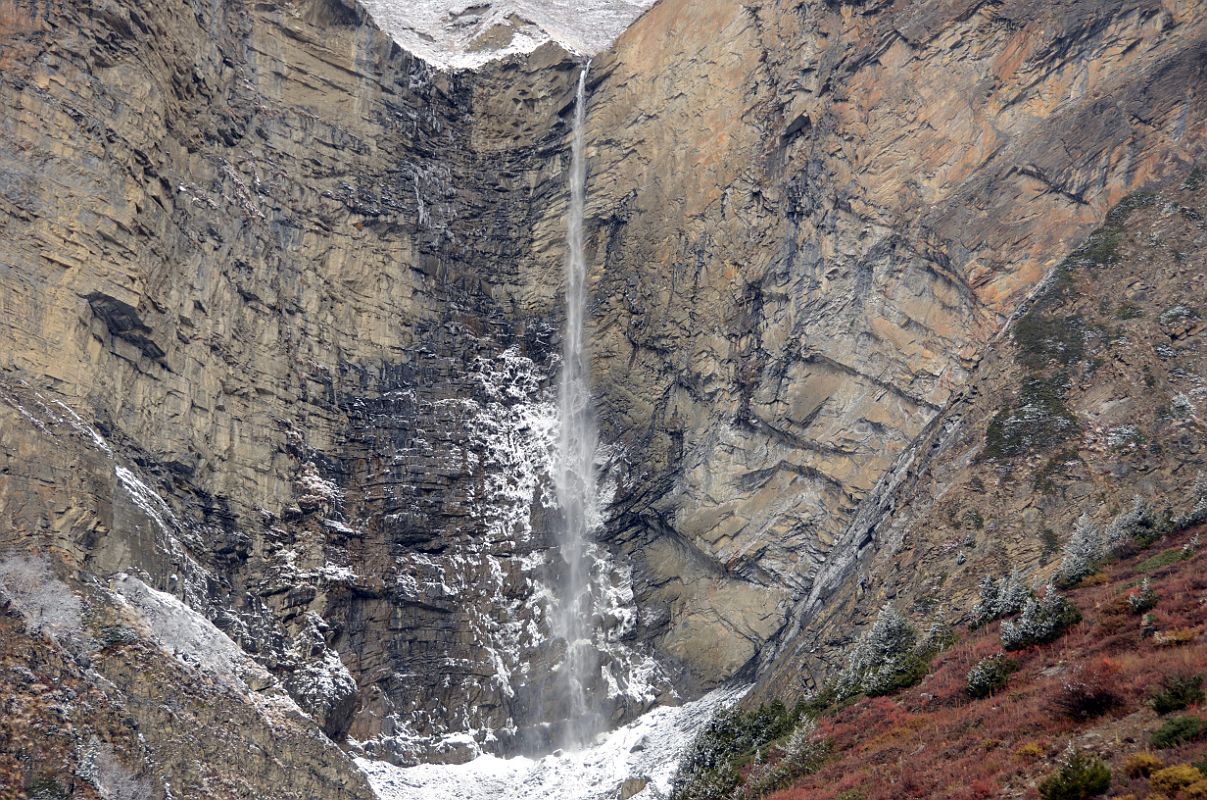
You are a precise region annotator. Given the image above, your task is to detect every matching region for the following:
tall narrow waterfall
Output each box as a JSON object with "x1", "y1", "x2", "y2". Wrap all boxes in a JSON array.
[{"x1": 553, "y1": 62, "x2": 600, "y2": 746}]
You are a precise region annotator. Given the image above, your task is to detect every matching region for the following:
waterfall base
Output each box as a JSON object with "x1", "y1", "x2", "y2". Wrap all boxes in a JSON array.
[{"x1": 355, "y1": 686, "x2": 747, "y2": 800}]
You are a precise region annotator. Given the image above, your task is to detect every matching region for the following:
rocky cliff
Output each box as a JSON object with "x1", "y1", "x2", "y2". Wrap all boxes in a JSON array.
[
  {"x1": 1, "y1": 0, "x2": 613, "y2": 778},
  {"x1": 1, "y1": 0, "x2": 1205, "y2": 796},
  {"x1": 579, "y1": 0, "x2": 1205, "y2": 690}
]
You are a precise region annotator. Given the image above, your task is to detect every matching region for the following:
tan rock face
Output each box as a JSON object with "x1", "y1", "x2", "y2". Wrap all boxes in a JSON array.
[
  {"x1": 756, "y1": 171, "x2": 1207, "y2": 704},
  {"x1": 0, "y1": 0, "x2": 1204, "y2": 786},
  {"x1": 568, "y1": 0, "x2": 1205, "y2": 687}
]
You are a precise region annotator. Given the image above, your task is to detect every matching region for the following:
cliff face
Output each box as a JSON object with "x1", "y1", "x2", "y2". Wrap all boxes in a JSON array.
[
  {"x1": 1, "y1": 0, "x2": 611, "y2": 775},
  {"x1": 579, "y1": 0, "x2": 1205, "y2": 688},
  {"x1": 757, "y1": 168, "x2": 1207, "y2": 702},
  {"x1": 1, "y1": 0, "x2": 1205, "y2": 794}
]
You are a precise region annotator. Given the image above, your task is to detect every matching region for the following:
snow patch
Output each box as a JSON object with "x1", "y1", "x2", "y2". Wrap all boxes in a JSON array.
[
  {"x1": 0, "y1": 556, "x2": 86, "y2": 645},
  {"x1": 358, "y1": 0, "x2": 656, "y2": 70},
  {"x1": 110, "y1": 573, "x2": 273, "y2": 691},
  {"x1": 115, "y1": 466, "x2": 181, "y2": 534},
  {"x1": 357, "y1": 685, "x2": 747, "y2": 800}
]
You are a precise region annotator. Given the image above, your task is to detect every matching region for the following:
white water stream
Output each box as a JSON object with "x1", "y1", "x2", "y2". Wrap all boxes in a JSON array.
[{"x1": 551, "y1": 63, "x2": 602, "y2": 745}]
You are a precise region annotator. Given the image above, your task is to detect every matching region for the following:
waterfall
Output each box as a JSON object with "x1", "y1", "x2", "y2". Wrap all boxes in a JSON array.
[{"x1": 553, "y1": 62, "x2": 601, "y2": 747}]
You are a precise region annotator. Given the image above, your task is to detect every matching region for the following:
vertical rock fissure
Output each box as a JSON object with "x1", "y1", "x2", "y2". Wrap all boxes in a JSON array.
[{"x1": 553, "y1": 62, "x2": 601, "y2": 748}]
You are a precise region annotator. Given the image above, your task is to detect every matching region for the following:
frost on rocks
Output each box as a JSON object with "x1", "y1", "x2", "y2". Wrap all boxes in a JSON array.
[
  {"x1": 356, "y1": 686, "x2": 748, "y2": 800},
  {"x1": 357, "y1": 0, "x2": 657, "y2": 70},
  {"x1": 0, "y1": 385, "x2": 216, "y2": 611},
  {"x1": 377, "y1": 345, "x2": 669, "y2": 761},
  {"x1": 285, "y1": 613, "x2": 358, "y2": 730},
  {"x1": 110, "y1": 573, "x2": 275, "y2": 692},
  {"x1": 296, "y1": 461, "x2": 343, "y2": 514},
  {"x1": 77, "y1": 740, "x2": 153, "y2": 800},
  {"x1": 0, "y1": 555, "x2": 86, "y2": 646}
]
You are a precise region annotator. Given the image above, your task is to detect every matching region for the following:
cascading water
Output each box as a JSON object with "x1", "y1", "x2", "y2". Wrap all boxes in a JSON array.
[
  {"x1": 355, "y1": 59, "x2": 751, "y2": 800},
  {"x1": 552, "y1": 61, "x2": 601, "y2": 747}
]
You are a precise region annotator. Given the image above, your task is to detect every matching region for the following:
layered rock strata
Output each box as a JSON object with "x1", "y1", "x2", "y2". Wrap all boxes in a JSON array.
[{"x1": 0, "y1": 0, "x2": 1204, "y2": 792}]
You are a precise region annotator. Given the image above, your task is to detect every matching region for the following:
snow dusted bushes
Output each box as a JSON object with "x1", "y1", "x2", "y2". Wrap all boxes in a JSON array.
[
  {"x1": 1106, "y1": 496, "x2": 1173, "y2": 550},
  {"x1": 972, "y1": 570, "x2": 1032, "y2": 627},
  {"x1": 1054, "y1": 514, "x2": 1106, "y2": 588},
  {"x1": 834, "y1": 604, "x2": 914, "y2": 699},
  {"x1": 670, "y1": 700, "x2": 826, "y2": 800},
  {"x1": 966, "y1": 654, "x2": 1019, "y2": 699},
  {"x1": 1127, "y1": 577, "x2": 1159, "y2": 614},
  {"x1": 0, "y1": 555, "x2": 86, "y2": 647},
  {"x1": 1053, "y1": 495, "x2": 1181, "y2": 589},
  {"x1": 739, "y1": 717, "x2": 829, "y2": 799},
  {"x1": 832, "y1": 604, "x2": 950, "y2": 701},
  {"x1": 1177, "y1": 472, "x2": 1207, "y2": 530},
  {"x1": 1001, "y1": 587, "x2": 1081, "y2": 651}
]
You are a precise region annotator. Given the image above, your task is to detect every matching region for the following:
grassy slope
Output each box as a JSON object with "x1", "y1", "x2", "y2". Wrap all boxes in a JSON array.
[{"x1": 769, "y1": 523, "x2": 1207, "y2": 800}]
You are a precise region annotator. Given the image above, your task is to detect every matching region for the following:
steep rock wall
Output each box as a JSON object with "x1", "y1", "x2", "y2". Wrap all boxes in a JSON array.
[
  {"x1": 572, "y1": 0, "x2": 1206, "y2": 688},
  {"x1": 1, "y1": 0, "x2": 1205, "y2": 790},
  {"x1": 755, "y1": 172, "x2": 1207, "y2": 702},
  {"x1": 0, "y1": 0, "x2": 630, "y2": 773}
]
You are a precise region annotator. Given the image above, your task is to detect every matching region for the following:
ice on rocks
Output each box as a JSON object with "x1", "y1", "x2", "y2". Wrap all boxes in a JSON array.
[
  {"x1": 379, "y1": 343, "x2": 669, "y2": 759},
  {"x1": 356, "y1": 685, "x2": 748, "y2": 800}
]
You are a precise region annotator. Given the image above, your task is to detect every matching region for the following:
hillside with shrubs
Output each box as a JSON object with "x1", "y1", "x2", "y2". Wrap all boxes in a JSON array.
[
  {"x1": 754, "y1": 172, "x2": 1207, "y2": 784},
  {"x1": 672, "y1": 505, "x2": 1207, "y2": 800},
  {"x1": 676, "y1": 176, "x2": 1207, "y2": 800}
]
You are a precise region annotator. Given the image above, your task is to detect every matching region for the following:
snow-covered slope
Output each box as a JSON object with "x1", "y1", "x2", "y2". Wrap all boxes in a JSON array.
[{"x1": 357, "y1": 0, "x2": 656, "y2": 69}]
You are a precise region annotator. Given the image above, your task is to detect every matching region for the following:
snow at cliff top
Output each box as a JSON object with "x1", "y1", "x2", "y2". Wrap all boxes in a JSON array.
[
  {"x1": 358, "y1": 0, "x2": 656, "y2": 69},
  {"x1": 356, "y1": 685, "x2": 746, "y2": 800}
]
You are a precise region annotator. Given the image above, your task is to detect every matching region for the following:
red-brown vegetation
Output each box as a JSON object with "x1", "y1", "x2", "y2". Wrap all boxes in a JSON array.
[{"x1": 767, "y1": 524, "x2": 1207, "y2": 800}]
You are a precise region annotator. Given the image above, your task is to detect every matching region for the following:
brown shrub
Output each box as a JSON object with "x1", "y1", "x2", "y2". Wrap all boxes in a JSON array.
[
  {"x1": 1122, "y1": 752, "x2": 1164, "y2": 778},
  {"x1": 1051, "y1": 660, "x2": 1124, "y2": 720}
]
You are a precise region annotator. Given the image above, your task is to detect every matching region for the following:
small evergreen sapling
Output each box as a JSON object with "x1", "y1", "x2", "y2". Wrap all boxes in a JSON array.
[
  {"x1": 1055, "y1": 514, "x2": 1104, "y2": 588},
  {"x1": 972, "y1": 571, "x2": 1031, "y2": 626},
  {"x1": 966, "y1": 654, "x2": 1018, "y2": 699},
  {"x1": 835, "y1": 604, "x2": 918, "y2": 699},
  {"x1": 1178, "y1": 472, "x2": 1207, "y2": 529},
  {"x1": 1127, "y1": 577, "x2": 1159, "y2": 614},
  {"x1": 1037, "y1": 747, "x2": 1111, "y2": 800}
]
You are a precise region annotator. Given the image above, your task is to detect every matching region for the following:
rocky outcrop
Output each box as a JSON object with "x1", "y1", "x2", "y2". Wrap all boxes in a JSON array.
[
  {"x1": 755, "y1": 171, "x2": 1207, "y2": 702},
  {"x1": 1, "y1": 0, "x2": 1205, "y2": 791},
  {"x1": 575, "y1": 0, "x2": 1206, "y2": 690}
]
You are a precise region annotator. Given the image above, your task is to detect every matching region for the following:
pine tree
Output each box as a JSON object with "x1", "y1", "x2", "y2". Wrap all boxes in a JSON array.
[
  {"x1": 972, "y1": 574, "x2": 1000, "y2": 626},
  {"x1": 1001, "y1": 586, "x2": 1081, "y2": 650},
  {"x1": 1107, "y1": 495, "x2": 1155, "y2": 545},
  {"x1": 836, "y1": 603, "x2": 917, "y2": 698},
  {"x1": 1182, "y1": 473, "x2": 1207, "y2": 528},
  {"x1": 995, "y1": 570, "x2": 1031, "y2": 617},
  {"x1": 1056, "y1": 514, "x2": 1103, "y2": 587}
]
